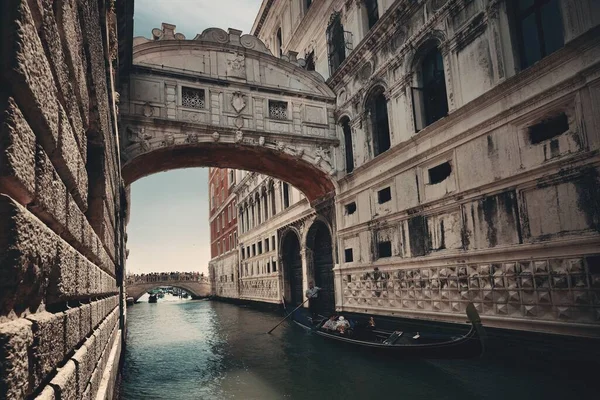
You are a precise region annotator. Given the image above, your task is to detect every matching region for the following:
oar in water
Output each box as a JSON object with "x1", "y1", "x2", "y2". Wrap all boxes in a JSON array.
[{"x1": 267, "y1": 297, "x2": 311, "y2": 334}]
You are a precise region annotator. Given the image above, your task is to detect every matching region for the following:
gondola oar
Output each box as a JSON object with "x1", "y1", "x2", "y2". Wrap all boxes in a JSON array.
[{"x1": 267, "y1": 297, "x2": 310, "y2": 334}]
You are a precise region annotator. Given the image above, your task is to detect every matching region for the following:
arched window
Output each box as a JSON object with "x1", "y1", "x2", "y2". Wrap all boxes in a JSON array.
[
  {"x1": 256, "y1": 194, "x2": 262, "y2": 225},
  {"x1": 276, "y1": 28, "x2": 283, "y2": 57},
  {"x1": 340, "y1": 117, "x2": 354, "y2": 173},
  {"x1": 412, "y1": 46, "x2": 448, "y2": 131},
  {"x1": 270, "y1": 186, "x2": 276, "y2": 216},
  {"x1": 366, "y1": 87, "x2": 391, "y2": 156},
  {"x1": 327, "y1": 12, "x2": 346, "y2": 74}
]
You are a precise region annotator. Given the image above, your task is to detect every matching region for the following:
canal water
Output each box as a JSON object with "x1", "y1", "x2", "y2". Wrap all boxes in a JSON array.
[{"x1": 120, "y1": 296, "x2": 597, "y2": 400}]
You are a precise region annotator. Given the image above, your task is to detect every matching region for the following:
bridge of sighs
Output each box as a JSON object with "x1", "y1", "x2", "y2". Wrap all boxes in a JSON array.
[{"x1": 120, "y1": 23, "x2": 341, "y2": 204}]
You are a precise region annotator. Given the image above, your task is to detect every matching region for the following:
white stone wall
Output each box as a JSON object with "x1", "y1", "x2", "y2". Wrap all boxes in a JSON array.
[
  {"x1": 236, "y1": 172, "x2": 314, "y2": 303},
  {"x1": 209, "y1": 251, "x2": 239, "y2": 299},
  {"x1": 251, "y1": 0, "x2": 600, "y2": 336}
]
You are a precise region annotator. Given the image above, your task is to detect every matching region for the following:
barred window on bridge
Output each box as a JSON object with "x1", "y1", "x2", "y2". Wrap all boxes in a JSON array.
[
  {"x1": 182, "y1": 87, "x2": 206, "y2": 109},
  {"x1": 268, "y1": 100, "x2": 288, "y2": 120}
]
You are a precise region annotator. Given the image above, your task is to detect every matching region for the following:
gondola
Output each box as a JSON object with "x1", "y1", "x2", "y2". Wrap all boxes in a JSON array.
[{"x1": 291, "y1": 303, "x2": 485, "y2": 359}]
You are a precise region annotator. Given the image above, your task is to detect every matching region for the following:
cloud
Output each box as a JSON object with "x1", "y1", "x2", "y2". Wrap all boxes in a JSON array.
[{"x1": 134, "y1": 0, "x2": 263, "y2": 38}]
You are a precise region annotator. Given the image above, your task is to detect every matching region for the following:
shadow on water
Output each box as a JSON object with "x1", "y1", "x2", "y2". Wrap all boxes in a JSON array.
[{"x1": 120, "y1": 299, "x2": 598, "y2": 400}]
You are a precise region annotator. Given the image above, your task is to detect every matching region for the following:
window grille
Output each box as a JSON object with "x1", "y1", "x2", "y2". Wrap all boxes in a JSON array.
[
  {"x1": 269, "y1": 100, "x2": 288, "y2": 120},
  {"x1": 182, "y1": 87, "x2": 205, "y2": 109}
]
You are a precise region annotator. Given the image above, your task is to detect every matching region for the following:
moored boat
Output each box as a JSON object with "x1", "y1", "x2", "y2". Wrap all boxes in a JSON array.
[
  {"x1": 148, "y1": 293, "x2": 158, "y2": 303},
  {"x1": 292, "y1": 303, "x2": 485, "y2": 359}
]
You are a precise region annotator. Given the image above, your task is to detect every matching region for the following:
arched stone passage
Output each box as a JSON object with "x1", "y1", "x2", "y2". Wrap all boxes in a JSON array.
[
  {"x1": 126, "y1": 281, "x2": 211, "y2": 302},
  {"x1": 281, "y1": 230, "x2": 303, "y2": 305},
  {"x1": 306, "y1": 220, "x2": 335, "y2": 315},
  {"x1": 121, "y1": 143, "x2": 336, "y2": 204},
  {"x1": 120, "y1": 24, "x2": 341, "y2": 204}
]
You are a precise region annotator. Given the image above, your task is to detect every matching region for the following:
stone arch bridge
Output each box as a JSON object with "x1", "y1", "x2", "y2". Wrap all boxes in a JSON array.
[
  {"x1": 126, "y1": 273, "x2": 211, "y2": 302},
  {"x1": 120, "y1": 23, "x2": 342, "y2": 204}
]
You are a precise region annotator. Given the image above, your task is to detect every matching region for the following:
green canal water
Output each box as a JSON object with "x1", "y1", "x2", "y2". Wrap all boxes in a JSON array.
[{"x1": 119, "y1": 296, "x2": 597, "y2": 400}]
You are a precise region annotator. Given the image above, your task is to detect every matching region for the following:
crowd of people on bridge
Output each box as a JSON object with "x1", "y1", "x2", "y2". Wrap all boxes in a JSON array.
[{"x1": 126, "y1": 272, "x2": 207, "y2": 285}]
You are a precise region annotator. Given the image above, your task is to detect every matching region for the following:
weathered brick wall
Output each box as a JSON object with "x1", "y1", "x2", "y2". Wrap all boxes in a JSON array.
[{"x1": 0, "y1": 0, "x2": 123, "y2": 399}]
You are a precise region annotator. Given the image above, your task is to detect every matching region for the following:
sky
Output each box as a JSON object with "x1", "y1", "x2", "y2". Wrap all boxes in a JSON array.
[{"x1": 126, "y1": 0, "x2": 262, "y2": 275}]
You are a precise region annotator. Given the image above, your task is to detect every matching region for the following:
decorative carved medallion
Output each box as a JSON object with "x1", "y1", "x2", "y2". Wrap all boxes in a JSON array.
[
  {"x1": 227, "y1": 53, "x2": 246, "y2": 78},
  {"x1": 258, "y1": 136, "x2": 265, "y2": 146},
  {"x1": 235, "y1": 130, "x2": 244, "y2": 143},
  {"x1": 186, "y1": 132, "x2": 199, "y2": 143},
  {"x1": 277, "y1": 142, "x2": 286, "y2": 151},
  {"x1": 212, "y1": 132, "x2": 220, "y2": 142},
  {"x1": 231, "y1": 92, "x2": 246, "y2": 114},
  {"x1": 162, "y1": 132, "x2": 175, "y2": 146},
  {"x1": 142, "y1": 102, "x2": 153, "y2": 117},
  {"x1": 234, "y1": 116, "x2": 244, "y2": 129}
]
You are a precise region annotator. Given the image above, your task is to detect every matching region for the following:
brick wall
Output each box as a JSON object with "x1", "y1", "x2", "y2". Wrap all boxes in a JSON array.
[{"x1": 0, "y1": 0, "x2": 123, "y2": 398}]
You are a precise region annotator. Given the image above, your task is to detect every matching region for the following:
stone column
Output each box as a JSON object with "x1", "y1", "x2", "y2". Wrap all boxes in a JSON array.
[
  {"x1": 300, "y1": 245, "x2": 313, "y2": 309},
  {"x1": 274, "y1": 183, "x2": 283, "y2": 216},
  {"x1": 165, "y1": 82, "x2": 177, "y2": 119}
]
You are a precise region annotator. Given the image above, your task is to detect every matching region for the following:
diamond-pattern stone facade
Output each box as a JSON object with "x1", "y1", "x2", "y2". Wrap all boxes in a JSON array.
[
  {"x1": 341, "y1": 257, "x2": 600, "y2": 323},
  {"x1": 240, "y1": 277, "x2": 279, "y2": 301}
]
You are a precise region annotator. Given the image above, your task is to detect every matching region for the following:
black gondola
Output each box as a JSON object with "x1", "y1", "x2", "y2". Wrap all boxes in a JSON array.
[
  {"x1": 148, "y1": 294, "x2": 158, "y2": 303},
  {"x1": 291, "y1": 302, "x2": 485, "y2": 359}
]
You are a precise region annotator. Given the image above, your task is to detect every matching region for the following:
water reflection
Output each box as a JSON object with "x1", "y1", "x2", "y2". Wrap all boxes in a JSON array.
[{"x1": 120, "y1": 299, "x2": 597, "y2": 400}]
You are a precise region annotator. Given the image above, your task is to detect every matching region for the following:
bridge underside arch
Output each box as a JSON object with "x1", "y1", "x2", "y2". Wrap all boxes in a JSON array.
[
  {"x1": 122, "y1": 142, "x2": 335, "y2": 203},
  {"x1": 120, "y1": 25, "x2": 340, "y2": 204},
  {"x1": 127, "y1": 281, "x2": 211, "y2": 302}
]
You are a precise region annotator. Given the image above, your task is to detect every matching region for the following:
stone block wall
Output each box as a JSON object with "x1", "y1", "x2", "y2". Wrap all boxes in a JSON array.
[{"x1": 0, "y1": 0, "x2": 123, "y2": 398}]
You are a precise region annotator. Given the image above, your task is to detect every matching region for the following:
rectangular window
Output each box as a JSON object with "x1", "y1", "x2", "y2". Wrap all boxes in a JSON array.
[
  {"x1": 229, "y1": 234, "x2": 232, "y2": 250},
  {"x1": 272, "y1": 260, "x2": 277, "y2": 272},
  {"x1": 345, "y1": 202, "x2": 357, "y2": 215},
  {"x1": 242, "y1": 247, "x2": 245, "y2": 259},
  {"x1": 265, "y1": 239, "x2": 270, "y2": 252},
  {"x1": 217, "y1": 242, "x2": 221, "y2": 255},
  {"x1": 228, "y1": 205, "x2": 231, "y2": 222},
  {"x1": 182, "y1": 87, "x2": 205, "y2": 109},
  {"x1": 283, "y1": 183, "x2": 290, "y2": 209},
  {"x1": 252, "y1": 244, "x2": 256, "y2": 256},
  {"x1": 247, "y1": 246, "x2": 250, "y2": 258},
  {"x1": 272, "y1": 236, "x2": 276, "y2": 250},
  {"x1": 268, "y1": 100, "x2": 288, "y2": 120},
  {"x1": 234, "y1": 232, "x2": 237, "y2": 245},
  {"x1": 428, "y1": 162, "x2": 452, "y2": 184},
  {"x1": 365, "y1": 0, "x2": 379, "y2": 29},
  {"x1": 378, "y1": 241, "x2": 392, "y2": 258},
  {"x1": 513, "y1": 0, "x2": 564, "y2": 69},
  {"x1": 305, "y1": 50, "x2": 315, "y2": 71},
  {"x1": 377, "y1": 187, "x2": 392, "y2": 204},
  {"x1": 258, "y1": 242, "x2": 263, "y2": 254},
  {"x1": 528, "y1": 113, "x2": 569, "y2": 144},
  {"x1": 345, "y1": 248, "x2": 354, "y2": 263}
]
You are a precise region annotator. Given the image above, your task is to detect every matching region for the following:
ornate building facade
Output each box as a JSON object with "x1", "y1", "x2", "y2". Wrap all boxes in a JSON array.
[
  {"x1": 208, "y1": 168, "x2": 239, "y2": 298},
  {"x1": 228, "y1": 0, "x2": 600, "y2": 337}
]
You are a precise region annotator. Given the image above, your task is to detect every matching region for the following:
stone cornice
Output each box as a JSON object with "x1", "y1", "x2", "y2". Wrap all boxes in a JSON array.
[{"x1": 251, "y1": 0, "x2": 276, "y2": 37}]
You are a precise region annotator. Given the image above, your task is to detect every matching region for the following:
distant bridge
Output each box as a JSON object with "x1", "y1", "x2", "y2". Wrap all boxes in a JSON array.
[{"x1": 126, "y1": 272, "x2": 211, "y2": 301}]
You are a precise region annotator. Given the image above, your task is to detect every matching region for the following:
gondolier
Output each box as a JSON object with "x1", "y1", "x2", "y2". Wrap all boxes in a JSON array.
[{"x1": 305, "y1": 281, "x2": 321, "y2": 320}]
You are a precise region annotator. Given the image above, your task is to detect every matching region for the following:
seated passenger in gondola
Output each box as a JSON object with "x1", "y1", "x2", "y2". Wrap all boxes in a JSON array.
[
  {"x1": 336, "y1": 316, "x2": 350, "y2": 334},
  {"x1": 322, "y1": 315, "x2": 338, "y2": 331}
]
